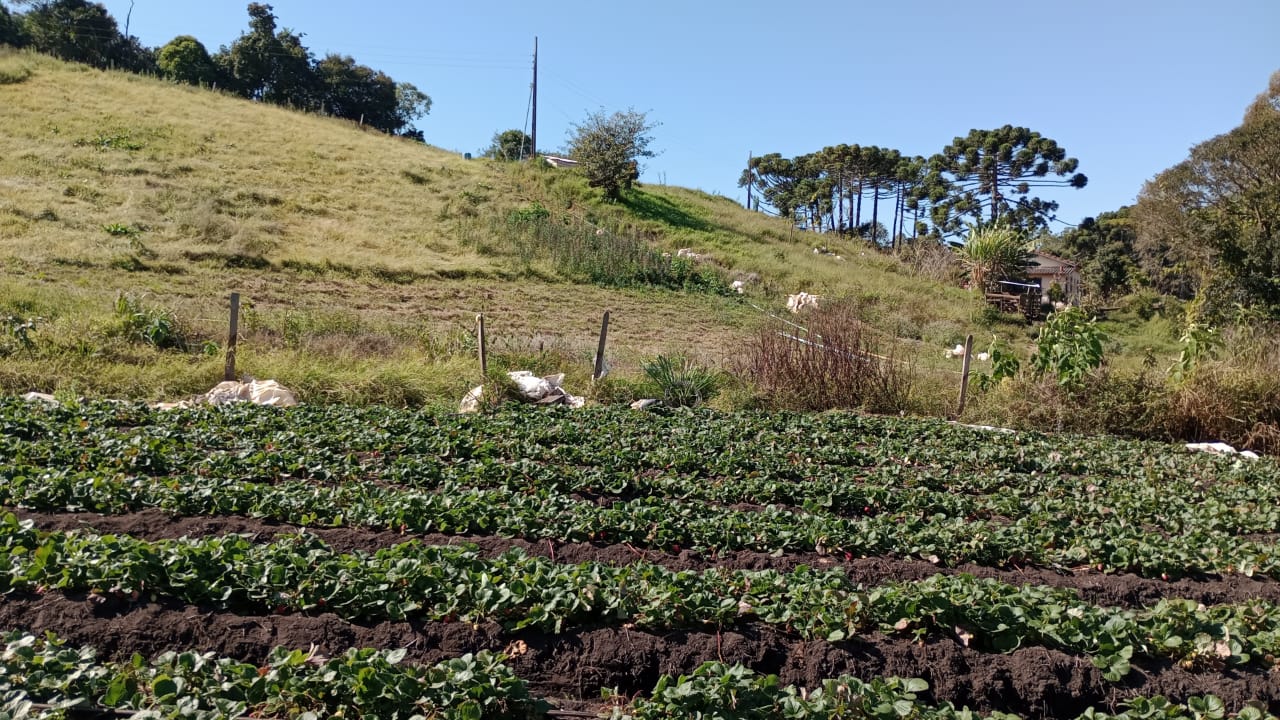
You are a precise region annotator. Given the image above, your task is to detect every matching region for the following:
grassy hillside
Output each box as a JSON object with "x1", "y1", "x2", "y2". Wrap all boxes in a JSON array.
[{"x1": 1, "y1": 48, "x2": 1138, "y2": 413}]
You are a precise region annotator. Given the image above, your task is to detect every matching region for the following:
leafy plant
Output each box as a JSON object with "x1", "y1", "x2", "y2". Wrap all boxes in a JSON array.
[
  {"x1": 507, "y1": 201, "x2": 550, "y2": 225},
  {"x1": 1030, "y1": 306, "x2": 1106, "y2": 387},
  {"x1": 642, "y1": 354, "x2": 720, "y2": 407},
  {"x1": 111, "y1": 293, "x2": 188, "y2": 351},
  {"x1": 74, "y1": 131, "x2": 143, "y2": 151},
  {"x1": 102, "y1": 223, "x2": 140, "y2": 237},
  {"x1": 1169, "y1": 321, "x2": 1222, "y2": 383},
  {"x1": 975, "y1": 336, "x2": 1021, "y2": 391},
  {"x1": 0, "y1": 316, "x2": 38, "y2": 355},
  {"x1": 0, "y1": 630, "x2": 546, "y2": 719}
]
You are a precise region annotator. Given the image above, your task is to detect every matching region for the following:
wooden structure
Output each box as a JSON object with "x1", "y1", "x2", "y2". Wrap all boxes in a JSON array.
[{"x1": 985, "y1": 280, "x2": 1043, "y2": 319}]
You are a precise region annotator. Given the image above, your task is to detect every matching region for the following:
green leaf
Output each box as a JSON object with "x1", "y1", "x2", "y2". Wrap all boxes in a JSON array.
[{"x1": 102, "y1": 676, "x2": 130, "y2": 706}]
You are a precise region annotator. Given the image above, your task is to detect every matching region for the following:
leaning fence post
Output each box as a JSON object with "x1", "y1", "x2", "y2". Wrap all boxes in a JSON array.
[
  {"x1": 476, "y1": 313, "x2": 488, "y2": 377},
  {"x1": 593, "y1": 311, "x2": 611, "y2": 381},
  {"x1": 223, "y1": 293, "x2": 240, "y2": 381},
  {"x1": 955, "y1": 334, "x2": 974, "y2": 417}
]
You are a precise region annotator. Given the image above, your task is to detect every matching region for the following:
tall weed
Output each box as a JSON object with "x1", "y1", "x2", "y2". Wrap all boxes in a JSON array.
[{"x1": 740, "y1": 301, "x2": 913, "y2": 413}]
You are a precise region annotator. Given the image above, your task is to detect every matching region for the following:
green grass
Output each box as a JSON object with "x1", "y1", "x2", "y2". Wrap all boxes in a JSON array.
[{"x1": 0, "y1": 48, "x2": 1190, "y2": 411}]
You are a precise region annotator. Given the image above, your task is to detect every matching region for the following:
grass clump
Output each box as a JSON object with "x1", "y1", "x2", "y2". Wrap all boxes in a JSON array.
[
  {"x1": 641, "y1": 354, "x2": 722, "y2": 407},
  {"x1": 496, "y1": 212, "x2": 730, "y2": 293}
]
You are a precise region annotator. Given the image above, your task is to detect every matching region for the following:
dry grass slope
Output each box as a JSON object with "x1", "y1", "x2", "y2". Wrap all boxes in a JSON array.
[{"x1": 0, "y1": 49, "x2": 996, "y2": 407}]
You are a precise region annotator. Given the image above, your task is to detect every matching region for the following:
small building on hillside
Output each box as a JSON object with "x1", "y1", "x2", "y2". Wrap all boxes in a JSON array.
[{"x1": 1026, "y1": 251, "x2": 1082, "y2": 304}]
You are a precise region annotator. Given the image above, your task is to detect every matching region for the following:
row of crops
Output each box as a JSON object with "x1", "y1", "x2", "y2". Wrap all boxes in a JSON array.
[
  {"x1": 1, "y1": 631, "x2": 1269, "y2": 720},
  {"x1": 3, "y1": 398, "x2": 1280, "y2": 717},
  {"x1": 3, "y1": 514, "x2": 1279, "y2": 679},
  {"x1": 2, "y1": 400, "x2": 1278, "y2": 577}
]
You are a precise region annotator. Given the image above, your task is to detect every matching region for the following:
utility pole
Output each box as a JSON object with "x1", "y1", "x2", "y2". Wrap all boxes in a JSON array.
[
  {"x1": 745, "y1": 152, "x2": 753, "y2": 211},
  {"x1": 530, "y1": 37, "x2": 538, "y2": 159}
]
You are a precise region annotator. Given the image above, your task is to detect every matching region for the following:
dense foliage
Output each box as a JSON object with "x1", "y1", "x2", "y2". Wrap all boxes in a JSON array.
[
  {"x1": 0, "y1": 630, "x2": 545, "y2": 719},
  {"x1": 739, "y1": 128, "x2": 1086, "y2": 240},
  {"x1": 4, "y1": 400, "x2": 1280, "y2": 580},
  {"x1": 1132, "y1": 71, "x2": 1280, "y2": 319},
  {"x1": 2, "y1": 1, "x2": 431, "y2": 135}
]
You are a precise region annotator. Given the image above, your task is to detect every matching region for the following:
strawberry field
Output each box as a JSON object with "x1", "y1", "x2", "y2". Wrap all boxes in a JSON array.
[{"x1": 2, "y1": 398, "x2": 1280, "y2": 718}]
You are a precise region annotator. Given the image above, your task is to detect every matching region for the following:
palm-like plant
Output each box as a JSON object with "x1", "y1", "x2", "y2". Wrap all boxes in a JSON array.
[{"x1": 959, "y1": 224, "x2": 1031, "y2": 292}]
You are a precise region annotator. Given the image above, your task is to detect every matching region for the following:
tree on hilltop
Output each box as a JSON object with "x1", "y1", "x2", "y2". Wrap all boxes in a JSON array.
[
  {"x1": 157, "y1": 35, "x2": 219, "y2": 86},
  {"x1": 217, "y1": 3, "x2": 315, "y2": 106},
  {"x1": 567, "y1": 109, "x2": 658, "y2": 200},
  {"x1": 483, "y1": 129, "x2": 533, "y2": 161},
  {"x1": 14, "y1": 0, "x2": 153, "y2": 71},
  {"x1": 931, "y1": 125, "x2": 1087, "y2": 234}
]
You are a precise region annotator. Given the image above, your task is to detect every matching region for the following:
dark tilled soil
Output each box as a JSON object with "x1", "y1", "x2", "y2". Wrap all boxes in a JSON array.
[
  {"x1": 1, "y1": 592, "x2": 1277, "y2": 719},
  {"x1": 14, "y1": 509, "x2": 1280, "y2": 608}
]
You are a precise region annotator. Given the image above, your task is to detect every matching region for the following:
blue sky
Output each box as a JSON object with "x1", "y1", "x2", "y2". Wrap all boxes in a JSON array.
[{"x1": 95, "y1": 0, "x2": 1280, "y2": 229}]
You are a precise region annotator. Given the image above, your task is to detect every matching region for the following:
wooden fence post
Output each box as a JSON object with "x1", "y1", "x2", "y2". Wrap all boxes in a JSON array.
[
  {"x1": 593, "y1": 311, "x2": 611, "y2": 381},
  {"x1": 476, "y1": 314, "x2": 487, "y2": 377},
  {"x1": 955, "y1": 334, "x2": 974, "y2": 418},
  {"x1": 223, "y1": 293, "x2": 240, "y2": 381}
]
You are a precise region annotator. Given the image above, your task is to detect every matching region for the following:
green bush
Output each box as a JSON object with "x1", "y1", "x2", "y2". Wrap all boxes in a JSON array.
[
  {"x1": 111, "y1": 294, "x2": 189, "y2": 351},
  {"x1": 1031, "y1": 307, "x2": 1106, "y2": 387}
]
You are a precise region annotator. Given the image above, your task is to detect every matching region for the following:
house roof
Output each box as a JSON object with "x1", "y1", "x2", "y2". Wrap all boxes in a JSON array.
[
  {"x1": 1028, "y1": 250, "x2": 1078, "y2": 268},
  {"x1": 543, "y1": 155, "x2": 579, "y2": 168}
]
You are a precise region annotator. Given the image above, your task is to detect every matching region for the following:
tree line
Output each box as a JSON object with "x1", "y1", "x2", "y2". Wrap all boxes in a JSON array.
[
  {"x1": 0, "y1": 0, "x2": 431, "y2": 136},
  {"x1": 739, "y1": 126, "x2": 1087, "y2": 244},
  {"x1": 1041, "y1": 71, "x2": 1279, "y2": 320}
]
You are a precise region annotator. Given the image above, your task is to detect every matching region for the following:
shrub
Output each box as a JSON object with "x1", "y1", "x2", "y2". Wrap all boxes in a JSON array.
[
  {"x1": 739, "y1": 300, "x2": 913, "y2": 413},
  {"x1": 971, "y1": 369, "x2": 1165, "y2": 437},
  {"x1": 896, "y1": 240, "x2": 962, "y2": 284},
  {"x1": 496, "y1": 215, "x2": 729, "y2": 293},
  {"x1": 642, "y1": 354, "x2": 721, "y2": 408},
  {"x1": 1030, "y1": 307, "x2": 1106, "y2": 387},
  {"x1": 111, "y1": 294, "x2": 188, "y2": 351}
]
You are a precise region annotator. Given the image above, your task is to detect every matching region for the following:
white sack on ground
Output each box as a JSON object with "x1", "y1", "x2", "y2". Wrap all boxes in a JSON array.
[
  {"x1": 156, "y1": 380, "x2": 300, "y2": 409},
  {"x1": 1186, "y1": 441, "x2": 1259, "y2": 459},
  {"x1": 203, "y1": 379, "x2": 298, "y2": 407},
  {"x1": 22, "y1": 392, "x2": 58, "y2": 405},
  {"x1": 459, "y1": 371, "x2": 585, "y2": 413}
]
